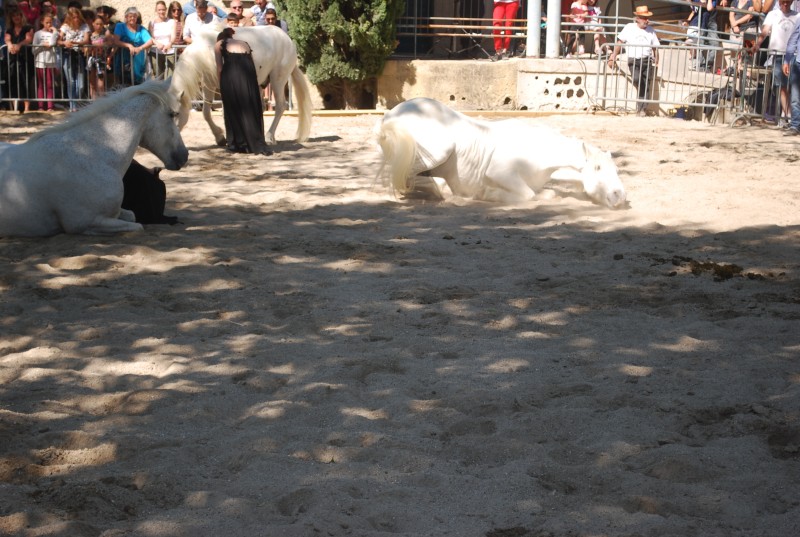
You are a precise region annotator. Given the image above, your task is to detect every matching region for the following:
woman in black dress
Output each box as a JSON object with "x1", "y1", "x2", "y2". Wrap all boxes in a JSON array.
[{"x1": 214, "y1": 28, "x2": 271, "y2": 155}]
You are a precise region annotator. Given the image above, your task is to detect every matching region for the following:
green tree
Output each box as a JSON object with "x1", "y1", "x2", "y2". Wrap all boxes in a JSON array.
[{"x1": 281, "y1": 0, "x2": 405, "y2": 108}]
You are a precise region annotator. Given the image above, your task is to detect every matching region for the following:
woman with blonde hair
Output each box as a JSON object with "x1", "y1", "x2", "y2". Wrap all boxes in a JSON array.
[
  {"x1": 148, "y1": 0, "x2": 178, "y2": 77},
  {"x1": 58, "y1": 6, "x2": 90, "y2": 111}
]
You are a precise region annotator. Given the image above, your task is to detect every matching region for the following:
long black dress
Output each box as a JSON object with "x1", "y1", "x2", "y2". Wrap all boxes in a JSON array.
[{"x1": 219, "y1": 41, "x2": 271, "y2": 155}]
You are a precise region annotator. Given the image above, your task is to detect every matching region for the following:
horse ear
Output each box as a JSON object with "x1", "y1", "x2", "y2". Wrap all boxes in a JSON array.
[{"x1": 581, "y1": 141, "x2": 594, "y2": 163}]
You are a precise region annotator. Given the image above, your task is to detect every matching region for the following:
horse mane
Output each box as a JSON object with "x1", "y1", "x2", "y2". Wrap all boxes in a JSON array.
[
  {"x1": 27, "y1": 79, "x2": 174, "y2": 143},
  {"x1": 171, "y1": 31, "x2": 220, "y2": 108}
]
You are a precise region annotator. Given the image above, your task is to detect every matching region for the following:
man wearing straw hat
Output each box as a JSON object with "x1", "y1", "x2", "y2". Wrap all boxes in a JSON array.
[{"x1": 608, "y1": 5, "x2": 661, "y2": 116}]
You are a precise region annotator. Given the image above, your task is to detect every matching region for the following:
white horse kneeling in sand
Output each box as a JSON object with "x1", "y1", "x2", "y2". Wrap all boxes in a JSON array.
[
  {"x1": 375, "y1": 98, "x2": 626, "y2": 208},
  {"x1": 0, "y1": 79, "x2": 189, "y2": 237},
  {"x1": 170, "y1": 24, "x2": 312, "y2": 146}
]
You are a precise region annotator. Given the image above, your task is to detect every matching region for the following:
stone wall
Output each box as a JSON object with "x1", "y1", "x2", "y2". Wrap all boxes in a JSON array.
[{"x1": 375, "y1": 58, "x2": 604, "y2": 113}]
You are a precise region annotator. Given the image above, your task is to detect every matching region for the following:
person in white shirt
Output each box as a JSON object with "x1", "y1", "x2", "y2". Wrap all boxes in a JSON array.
[
  {"x1": 149, "y1": 0, "x2": 178, "y2": 77},
  {"x1": 32, "y1": 13, "x2": 58, "y2": 111},
  {"x1": 249, "y1": 0, "x2": 267, "y2": 25},
  {"x1": 608, "y1": 5, "x2": 660, "y2": 116},
  {"x1": 182, "y1": 0, "x2": 220, "y2": 44},
  {"x1": 753, "y1": 0, "x2": 800, "y2": 126}
]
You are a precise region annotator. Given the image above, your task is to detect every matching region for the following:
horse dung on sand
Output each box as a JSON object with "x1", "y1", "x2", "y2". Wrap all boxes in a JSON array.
[
  {"x1": 170, "y1": 24, "x2": 312, "y2": 146},
  {"x1": 374, "y1": 98, "x2": 627, "y2": 208},
  {"x1": 0, "y1": 79, "x2": 188, "y2": 237}
]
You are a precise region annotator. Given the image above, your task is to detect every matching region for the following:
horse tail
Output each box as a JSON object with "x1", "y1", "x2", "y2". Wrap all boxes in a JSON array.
[
  {"x1": 290, "y1": 66, "x2": 312, "y2": 143},
  {"x1": 375, "y1": 119, "x2": 418, "y2": 195}
]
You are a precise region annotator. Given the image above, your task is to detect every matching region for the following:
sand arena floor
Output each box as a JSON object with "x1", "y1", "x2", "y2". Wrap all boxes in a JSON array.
[{"x1": 1, "y1": 109, "x2": 799, "y2": 537}]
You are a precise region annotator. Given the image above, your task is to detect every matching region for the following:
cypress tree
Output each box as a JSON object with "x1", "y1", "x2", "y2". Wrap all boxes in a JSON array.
[{"x1": 280, "y1": 0, "x2": 405, "y2": 108}]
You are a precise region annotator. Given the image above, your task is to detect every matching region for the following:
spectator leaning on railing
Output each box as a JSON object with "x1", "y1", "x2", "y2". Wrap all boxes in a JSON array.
[
  {"x1": 682, "y1": 0, "x2": 718, "y2": 72},
  {"x1": 608, "y1": 5, "x2": 660, "y2": 117},
  {"x1": 752, "y1": 0, "x2": 800, "y2": 128},
  {"x1": 782, "y1": 16, "x2": 800, "y2": 134},
  {"x1": 5, "y1": 6, "x2": 35, "y2": 113},
  {"x1": 32, "y1": 12, "x2": 58, "y2": 110}
]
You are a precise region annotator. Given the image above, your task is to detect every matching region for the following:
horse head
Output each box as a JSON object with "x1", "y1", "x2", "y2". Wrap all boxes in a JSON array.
[
  {"x1": 580, "y1": 144, "x2": 627, "y2": 209},
  {"x1": 139, "y1": 81, "x2": 190, "y2": 171}
]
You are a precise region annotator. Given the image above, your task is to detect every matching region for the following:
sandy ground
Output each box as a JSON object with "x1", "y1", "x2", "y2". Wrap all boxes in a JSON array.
[{"x1": 1, "y1": 108, "x2": 799, "y2": 537}]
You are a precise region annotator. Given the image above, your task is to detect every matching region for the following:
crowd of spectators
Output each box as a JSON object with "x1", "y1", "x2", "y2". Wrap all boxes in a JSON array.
[
  {"x1": 0, "y1": 0, "x2": 288, "y2": 112},
  {"x1": 2, "y1": 0, "x2": 800, "y2": 127}
]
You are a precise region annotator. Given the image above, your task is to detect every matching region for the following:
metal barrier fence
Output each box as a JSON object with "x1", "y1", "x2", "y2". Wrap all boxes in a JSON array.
[
  {"x1": 0, "y1": 6, "x2": 790, "y2": 127},
  {"x1": 0, "y1": 43, "x2": 180, "y2": 112},
  {"x1": 0, "y1": 43, "x2": 291, "y2": 112},
  {"x1": 591, "y1": 16, "x2": 789, "y2": 127}
]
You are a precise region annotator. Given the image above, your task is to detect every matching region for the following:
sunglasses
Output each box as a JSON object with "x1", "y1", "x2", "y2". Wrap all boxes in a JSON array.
[{"x1": 231, "y1": 5, "x2": 243, "y2": 9}]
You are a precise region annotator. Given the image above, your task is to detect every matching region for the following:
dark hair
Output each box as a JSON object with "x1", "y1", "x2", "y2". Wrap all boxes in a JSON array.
[
  {"x1": 97, "y1": 5, "x2": 117, "y2": 16},
  {"x1": 216, "y1": 27, "x2": 234, "y2": 42},
  {"x1": 168, "y1": 1, "x2": 183, "y2": 17}
]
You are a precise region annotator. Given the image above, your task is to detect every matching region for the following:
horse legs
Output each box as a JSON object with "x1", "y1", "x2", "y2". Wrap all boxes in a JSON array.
[
  {"x1": 481, "y1": 161, "x2": 536, "y2": 203},
  {"x1": 82, "y1": 215, "x2": 144, "y2": 235},
  {"x1": 265, "y1": 78, "x2": 288, "y2": 145},
  {"x1": 405, "y1": 175, "x2": 447, "y2": 200},
  {"x1": 119, "y1": 209, "x2": 136, "y2": 222},
  {"x1": 428, "y1": 152, "x2": 472, "y2": 198},
  {"x1": 203, "y1": 87, "x2": 226, "y2": 146}
]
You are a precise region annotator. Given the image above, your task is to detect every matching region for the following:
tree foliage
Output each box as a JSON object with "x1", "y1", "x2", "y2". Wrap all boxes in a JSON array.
[{"x1": 281, "y1": 0, "x2": 405, "y2": 86}]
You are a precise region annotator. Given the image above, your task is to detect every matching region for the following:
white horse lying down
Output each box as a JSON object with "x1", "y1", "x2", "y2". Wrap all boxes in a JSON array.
[
  {"x1": 0, "y1": 79, "x2": 189, "y2": 237},
  {"x1": 375, "y1": 98, "x2": 626, "y2": 208},
  {"x1": 170, "y1": 24, "x2": 312, "y2": 146}
]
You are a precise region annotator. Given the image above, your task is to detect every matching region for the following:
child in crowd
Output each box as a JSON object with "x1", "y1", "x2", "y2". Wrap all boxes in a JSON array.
[
  {"x1": 87, "y1": 15, "x2": 109, "y2": 99},
  {"x1": 36, "y1": 1, "x2": 61, "y2": 30},
  {"x1": 587, "y1": 0, "x2": 605, "y2": 55},
  {"x1": 567, "y1": 0, "x2": 589, "y2": 56},
  {"x1": 32, "y1": 13, "x2": 58, "y2": 111}
]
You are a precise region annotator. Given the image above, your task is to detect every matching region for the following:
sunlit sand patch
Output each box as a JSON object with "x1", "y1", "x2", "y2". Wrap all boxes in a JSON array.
[
  {"x1": 618, "y1": 364, "x2": 654, "y2": 377},
  {"x1": 484, "y1": 358, "x2": 529, "y2": 373}
]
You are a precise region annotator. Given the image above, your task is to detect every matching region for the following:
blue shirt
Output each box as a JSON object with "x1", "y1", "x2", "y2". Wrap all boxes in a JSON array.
[
  {"x1": 114, "y1": 23, "x2": 152, "y2": 83},
  {"x1": 785, "y1": 21, "x2": 800, "y2": 64}
]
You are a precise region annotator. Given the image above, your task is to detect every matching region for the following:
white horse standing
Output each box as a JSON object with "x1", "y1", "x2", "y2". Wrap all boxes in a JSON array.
[
  {"x1": 375, "y1": 98, "x2": 627, "y2": 208},
  {"x1": 0, "y1": 79, "x2": 189, "y2": 237},
  {"x1": 170, "y1": 24, "x2": 312, "y2": 146}
]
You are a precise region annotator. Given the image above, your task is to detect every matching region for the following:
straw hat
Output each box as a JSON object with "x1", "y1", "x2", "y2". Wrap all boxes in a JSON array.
[{"x1": 634, "y1": 5, "x2": 653, "y2": 17}]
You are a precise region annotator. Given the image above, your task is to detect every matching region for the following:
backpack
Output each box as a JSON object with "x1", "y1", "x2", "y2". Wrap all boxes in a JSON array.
[{"x1": 121, "y1": 160, "x2": 180, "y2": 225}]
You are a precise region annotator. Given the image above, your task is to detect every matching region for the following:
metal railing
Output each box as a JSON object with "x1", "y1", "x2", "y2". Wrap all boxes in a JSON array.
[
  {"x1": 392, "y1": 1, "x2": 788, "y2": 126},
  {"x1": 590, "y1": 15, "x2": 788, "y2": 126},
  {"x1": 0, "y1": 43, "x2": 180, "y2": 111},
  {"x1": 0, "y1": 43, "x2": 292, "y2": 112},
  {"x1": 1, "y1": 3, "x2": 790, "y2": 127}
]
